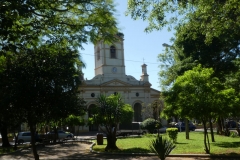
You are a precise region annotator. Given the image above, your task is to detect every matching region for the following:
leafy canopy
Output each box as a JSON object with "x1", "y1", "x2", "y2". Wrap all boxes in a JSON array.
[
  {"x1": 162, "y1": 65, "x2": 239, "y2": 120},
  {"x1": 91, "y1": 93, "x2": 133, "y2": 134}
]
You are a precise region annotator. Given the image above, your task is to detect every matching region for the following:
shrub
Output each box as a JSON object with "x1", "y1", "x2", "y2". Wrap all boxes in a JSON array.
[
  {"x1": 141, "y1": 118, "x2": 160, "y2": 133},
  {"x1": 166, "y1": 128, "x2": 178, "y2": 143},
  {"x1": 230, "y1": 131, "x2": 239, "y2": 138},
  {"x1": 149, "y1": 135, "x2": 176, "y2": 160}
]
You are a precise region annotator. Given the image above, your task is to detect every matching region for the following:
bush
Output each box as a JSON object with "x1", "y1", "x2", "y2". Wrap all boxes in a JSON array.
[
  {"x1": 166, "y1": 128, "x2": 178, "y2": 143},
  {"x1": 141, "y1": 118, "x2": 160, "y2": 133},
  {"x1": 230, "y1": 131, "x2": 239, "y2": 138},
  {"x1": 149, "y1": 135, "x2": 176, "y2": 160}
]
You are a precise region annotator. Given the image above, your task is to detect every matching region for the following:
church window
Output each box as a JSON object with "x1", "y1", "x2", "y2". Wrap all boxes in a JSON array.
[
  {"x1": 110, "y1": 46, "x2": 116, "y2": 58},
  {"x1": 136, "y1": 93, "x2": 139, "y2": 97},
  {"x1": 91, "y1": 93, "x2": 95, "y2": 97}
]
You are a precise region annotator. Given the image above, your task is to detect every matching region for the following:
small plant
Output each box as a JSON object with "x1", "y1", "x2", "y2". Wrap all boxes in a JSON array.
[
  {"x1": 149, "y1": 135, "x2": 176, "y2": 160},
  {"x1": 230, "y1": 131, "x2": 239, "y2": 138},
  {"x1": 166, "y1": 128, "x2": 178, "y2": 143}
]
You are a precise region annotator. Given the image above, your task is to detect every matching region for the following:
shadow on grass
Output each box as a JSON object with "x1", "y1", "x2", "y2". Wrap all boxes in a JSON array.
[
  {"x1": 118, "y1": 136, "x2": 142, "y2": 139},
  {"x1": 94, "y1": 147, "x2": 150, "y2": 153},
  {"x1": 175, "y1": 142, "x2": 188, "y2": 144},
  {"x1": 120, "y1": 147, "x2": 150, "y2": 153},
  {"x1": 212, "y1": 141, "x2": 240, "y2": 148}
]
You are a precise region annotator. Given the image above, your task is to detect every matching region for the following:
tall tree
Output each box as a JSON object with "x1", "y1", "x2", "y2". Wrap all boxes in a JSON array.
[
  {"x1": 163, "y1": 65, "x2": 238, "y2": 153},
  {"x1": 127, "y1": 0, "x2": 240, "y2": 82},
  {"x1": 0, "y1": 1, "x2": 118, "y2": 159},
  {"x1": 128, "y1": 1, "x2": 240, "y2": 131},
  {"x1": 7, "y1": 42, "x2": 86, "y2": 159},
  {"x1": 90, "y1": 93, "x2": 133, "y2": 151}
]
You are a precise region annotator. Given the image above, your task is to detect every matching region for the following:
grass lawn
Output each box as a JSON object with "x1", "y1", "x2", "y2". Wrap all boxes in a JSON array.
[{"x1": 93, "y1": 132, "x2": 240, "y2": 155}]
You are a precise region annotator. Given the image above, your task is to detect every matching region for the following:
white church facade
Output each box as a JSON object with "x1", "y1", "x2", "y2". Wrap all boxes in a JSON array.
[{"x1": 79, "y1": 34, "x2": 162, "y2": 132}]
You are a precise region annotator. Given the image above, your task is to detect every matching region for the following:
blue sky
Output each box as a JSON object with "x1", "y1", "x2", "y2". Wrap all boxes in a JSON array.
[{"x1": 81, "y1": 1, "x2": 174, "y2": 91}]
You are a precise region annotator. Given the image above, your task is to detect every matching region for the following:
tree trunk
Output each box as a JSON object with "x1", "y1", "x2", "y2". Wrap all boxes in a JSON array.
[
  {"x1": 105, "y1": 134, "x2": 118, "y2": 151},
  {"x1": 185, "y1": 119, "x2": 189, "y2": 139},
  {"x1": 53, "y1": 127, "x2": 59, "y2": 143},
  {"x1": 209, "y1": 119, "x2": 215, "y2": 142},
  {"x1": 30, "y1": 124, "x2": 39, "y2": 160},
  {"x1": 216, "y1": 118, "x2": 220, "y2": 134},
  {"x1": 0, "y1": 123, "x2": 10, "y2": 147},
  {"x1": 202, "y1": 120, "x2": 210, "y2": 154},
  {"x1": 236, "y1": 123, "x2": 240, "y2": 136}
]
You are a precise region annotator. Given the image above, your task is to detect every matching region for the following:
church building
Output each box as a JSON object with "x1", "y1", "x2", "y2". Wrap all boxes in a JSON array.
[{"x1": 79, "y1": 34, "x2": 161, "y2": 132}]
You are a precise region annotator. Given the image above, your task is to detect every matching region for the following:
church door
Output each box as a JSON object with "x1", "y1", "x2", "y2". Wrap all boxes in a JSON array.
[
  {"x1": 88, "y1": 104, "x2": 99, "y2": 131},
  {"x1": 134, "y1": 103, "x2": 142, "y2": 122}
]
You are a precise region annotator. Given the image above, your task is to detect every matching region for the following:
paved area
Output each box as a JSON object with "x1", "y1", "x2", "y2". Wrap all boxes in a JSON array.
[
  {"x1": 0, "y1": 142, "x2": 216, "y2": 160},
  {"x1": 0, "y1": 132, "x2": 239, "y2": 160},
  {"x1": 1, "y1": 141, "x2": 239, "y2": 160}
]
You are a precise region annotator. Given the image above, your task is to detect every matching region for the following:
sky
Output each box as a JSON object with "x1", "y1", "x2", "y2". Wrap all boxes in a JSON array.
[{"x1": 81, "y1": 1, "x2": 174, "y2": 91}]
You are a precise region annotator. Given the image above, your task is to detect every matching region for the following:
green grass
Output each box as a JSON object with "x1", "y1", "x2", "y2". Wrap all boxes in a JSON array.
[{"x1": 93, "y1": 132, "x2": 240, "y2": 155}]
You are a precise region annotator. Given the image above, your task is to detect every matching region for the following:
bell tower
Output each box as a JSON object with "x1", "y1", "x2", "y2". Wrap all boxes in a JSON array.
[{"x1": 94, "y1": 33, "x2": 126, "y2": 78}]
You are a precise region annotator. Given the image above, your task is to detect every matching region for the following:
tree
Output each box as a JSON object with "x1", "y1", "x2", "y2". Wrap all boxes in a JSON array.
[
  {"x1": 1, "y1": 42, "x2": 86, "y2": 159},
  {"x1": 1, "y1": 0, "x2": 118, "y2": 53},
  {"x1": 162, "y1": 65, "x2": 238, "y2": 153},
  {"x1": 127, "y1": 0, "x2": 240, "y2": 86},
  {"x1": 63, "y1": 115, "x2": 86, "y2": 136},
  {"x1": 128, "y1": 1, "x2": 240, "y2": 135},
  {"x1": 142, "y1": 100, "x2": 163, "y2": 120},
  {"x1": 91, "y1": 93, "x2": 133, "y2": 151},
  {"x1": 127, "y1": 0, "x2": 240, "y2": 42},
  {"x1": 1, "y1": 1, "x2": 118, "y2": 159}
]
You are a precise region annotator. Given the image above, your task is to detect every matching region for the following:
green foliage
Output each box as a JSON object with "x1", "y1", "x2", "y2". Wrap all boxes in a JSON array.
[
  {"x1": 0, "y1": 0, "x2": 118, "y2": 150},
  {"x1": 127, "y1": 0, "x2": 240, "y2": 42},
  {"x1": 163, "y1": 65, "x2": 239, "y2": 121},
  {"x1": 120, "y1": 104, "x2": 134, "y2": 124},
  {"x1": 1, "y1": 0, "x2": 119, "y2": 52},
  {"x1": 166, "y1": 128, "x2": 178, "y2": 143},
  {"x1": 128, "y1": 0, "x2": 240, "y2": 97},
  {"x1": 91, "y1": 93, "x2": 133, "y2": 135},
  {"x1": 141, "y1": 118, "x2": 159, "y2": 133},
  {"x1": 149, "y1": 135, "x2": 176, "y2": 160},
  {"x1": 230, "y1": 131, "x2": 239, "y2": 138},
  {"x1": 63, "y1": 115, "x2": 85, "y2": 127}
]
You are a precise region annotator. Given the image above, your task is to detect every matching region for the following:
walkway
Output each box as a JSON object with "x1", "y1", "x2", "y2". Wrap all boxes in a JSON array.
[
  {"x1": 0, "y1": 132, "x2": 239, "y2": 160},
  {"x1": 0, "y1": 141, "x2": 238, "y2": 160}
]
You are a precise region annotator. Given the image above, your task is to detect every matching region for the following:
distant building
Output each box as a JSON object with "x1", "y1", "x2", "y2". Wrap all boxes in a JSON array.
[{"x1": 79, "y1": 34, "x2": 163, "y2": 132}]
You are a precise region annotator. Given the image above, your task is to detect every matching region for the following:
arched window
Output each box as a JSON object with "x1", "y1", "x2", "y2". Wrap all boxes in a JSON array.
[{"x1": 110, "y1": 46, "x2": 116, "y2": 58}]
